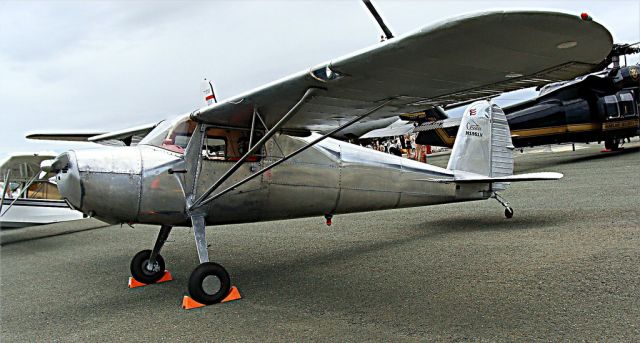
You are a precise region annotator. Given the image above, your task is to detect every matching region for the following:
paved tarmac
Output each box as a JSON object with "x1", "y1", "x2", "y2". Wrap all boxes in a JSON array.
[{"x1": 1, "y1": 142, "x2": 639, "y2": 342}]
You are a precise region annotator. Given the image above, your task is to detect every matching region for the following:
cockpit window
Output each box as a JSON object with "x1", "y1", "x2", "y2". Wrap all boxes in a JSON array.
[
  {"x1": 162, "y1": 117, "x2": 196, "y2": 153},
  {"x1": 138, "y1": 115, "x2": 195, "y2": 154},
  {"x1": 140, "y1": 116, "x2": 183, "y2": 148}
]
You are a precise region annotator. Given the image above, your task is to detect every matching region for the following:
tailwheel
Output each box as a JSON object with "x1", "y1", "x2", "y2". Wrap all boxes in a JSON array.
[
  {"x1": 493, "y1": 192, "x2": 514, "y2": 219},
  {"x1": 188, "y1": 262, "x2": 231, "y2": 305},
  {"x1": 504, "y1": 207, "x2": 514, "y2": 219},
  {"x1": 130, "y1": 249, "x2": 166, "y2": 284}
]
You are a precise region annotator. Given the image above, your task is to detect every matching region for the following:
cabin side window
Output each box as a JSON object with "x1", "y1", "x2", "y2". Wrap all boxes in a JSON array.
[
  {"x1": 203, "y1": 127, "x2": 262, "y2": 162},
  {"x1": 602, "y1": 95, "x2": 620, "y2": 118},
  {"x1": 203, "y1": 136, "x2": 227, "y2": 160},
  {"x1": 618, "y1": 92, "x2": 637, "y2": 116}
]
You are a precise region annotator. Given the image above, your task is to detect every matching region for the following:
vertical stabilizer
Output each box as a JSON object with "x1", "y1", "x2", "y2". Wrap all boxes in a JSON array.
[{"x1": 447, "y1": 101, "x2": 514, "y2": 189}]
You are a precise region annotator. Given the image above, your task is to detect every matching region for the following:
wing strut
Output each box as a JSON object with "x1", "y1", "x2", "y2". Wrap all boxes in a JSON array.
[
  {"x1": 248, "y1": 107, "x2": 257, "y2": 150},
  {"x1": 188, "y1": 87, "x2": 322, "y2": 211},
  {"x1": 253, "y1": 109, "x2": 287, "y2": 158},
  {"x1": 0, "y1": 170, "x2": 11, "y2": 214},
  {"x1": 191, "y1": 99, "x2": 392, "y2": 210},
  {"x1": 1, "y1": 171, "x2": 39, "y2": 216}
]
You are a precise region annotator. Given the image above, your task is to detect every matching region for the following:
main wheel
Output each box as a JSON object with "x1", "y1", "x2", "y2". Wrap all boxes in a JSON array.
[
  {"x1": 504, "y1": 207, "x2": 514, "y2": 219},
  {"x1": 130, "y1": 249, "x2": 165, "y2": 284},
  {"x1": 604, "y1": 140, "x2": 619, "y2": 151},
  {"x1": 188, "y1": 262, "x2": 231, "y2": 305}
]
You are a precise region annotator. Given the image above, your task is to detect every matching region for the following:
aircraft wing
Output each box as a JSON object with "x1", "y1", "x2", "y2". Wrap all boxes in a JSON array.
[
  {"x1": 359, "y1": 120, "x2": 414, "y2": 139},
  {"x1": 413, "y1": 117, "x2": 462, "y2": 147},
  {"x1": 27, "y1": 122, "x2": 157, "y2": 147},
  {"x1": 192, "y1": 11, "x2": 612, "y2": 132},
  {"x1": 0, "y1": 153, "x2": 57, "y2": 182}
]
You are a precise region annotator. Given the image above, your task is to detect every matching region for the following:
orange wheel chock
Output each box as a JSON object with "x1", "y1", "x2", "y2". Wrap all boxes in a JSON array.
[
  {"x1": 128, "y1": 271, "x2": 173, "y2": 288},
  {"x1": 181, "y1": 286, "x2": 242, "y2": 310}
]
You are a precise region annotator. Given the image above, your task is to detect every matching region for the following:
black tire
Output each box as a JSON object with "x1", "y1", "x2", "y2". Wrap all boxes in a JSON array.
[
  {"x1": 505, "y1": 207, "x2": 514, "y2": 219},
  {"x1": 188, "y1": 262, "x2": 231, "y2": 305},
  {"x1": 130, "y1": 249, "x2": 165, "y2": 284},
  {"x1": 604, "y1": 140, "x2": 619, "y2": 151}
]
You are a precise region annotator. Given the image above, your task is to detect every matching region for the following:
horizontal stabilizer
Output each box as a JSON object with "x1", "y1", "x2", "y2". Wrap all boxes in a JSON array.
[
  {"x1": 416, "y1": 172, "x2": 563, "y2": 183},
  {"x1": 454, "y1": 172, "x2": 563, "y2": 183}
]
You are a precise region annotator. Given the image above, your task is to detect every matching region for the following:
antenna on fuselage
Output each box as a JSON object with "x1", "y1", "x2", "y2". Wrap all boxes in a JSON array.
[
  {"x1": 361, "y1": 0, "x2": 394, "y2": 41},
  {"x1": 201, "y1": 78, "x2": 217, "y2": 106}
]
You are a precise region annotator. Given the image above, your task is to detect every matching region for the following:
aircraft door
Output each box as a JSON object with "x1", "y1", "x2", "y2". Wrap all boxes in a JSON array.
[{"x1": 191, "y1": 126, "x2": 267, "y2": 224}]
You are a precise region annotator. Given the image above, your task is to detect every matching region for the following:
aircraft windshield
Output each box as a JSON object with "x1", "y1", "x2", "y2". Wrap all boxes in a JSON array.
[{"x1": 139, "y1": 115, "x2": 195, "y2": 154}]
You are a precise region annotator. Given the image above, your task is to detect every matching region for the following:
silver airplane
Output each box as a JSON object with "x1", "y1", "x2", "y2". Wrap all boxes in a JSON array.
[{"x1": 30, "y1": 11, "x2": 613, "y2": 305}]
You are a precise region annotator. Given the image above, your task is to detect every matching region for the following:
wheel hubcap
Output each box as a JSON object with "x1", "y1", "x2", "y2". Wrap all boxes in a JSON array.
[
  {"x1": 202, "y1": 275, "x2": 222, "y2": 295},
  {"x1": 143, "y1": 260, "x2": 160, "y2": 274}
]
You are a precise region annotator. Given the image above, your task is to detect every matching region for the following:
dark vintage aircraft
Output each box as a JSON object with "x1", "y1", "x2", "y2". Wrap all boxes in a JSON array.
[
  {"x1": 27, "y1": 11, "x2": 613, "y2": 305},
  {"x1": 414, "y1": 62, "x2": 640, "y2": 150}
]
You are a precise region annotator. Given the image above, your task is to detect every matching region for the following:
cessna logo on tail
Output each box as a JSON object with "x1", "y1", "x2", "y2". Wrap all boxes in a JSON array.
[{"x1": 465, "y1": 120, "x2": 483, "y2": 137}]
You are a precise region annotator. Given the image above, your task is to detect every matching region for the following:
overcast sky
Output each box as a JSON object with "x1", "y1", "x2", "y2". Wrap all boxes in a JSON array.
[{"x1": 1, "y1": 0, "x2": 639, "y2": 160}]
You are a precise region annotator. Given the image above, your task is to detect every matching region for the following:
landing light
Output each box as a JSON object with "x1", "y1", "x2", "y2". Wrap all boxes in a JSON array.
[
  {"x1": 310, "y1": 64, "x2": 344, "y2": 82},
  {"x1": 505, "y1": 73, "x2": 523, "y2": 78}
]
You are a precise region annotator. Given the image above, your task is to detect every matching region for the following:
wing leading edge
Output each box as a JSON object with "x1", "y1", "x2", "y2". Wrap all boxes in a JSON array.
[{"x1": 0, "y1": 153, "x2": 57, "y2": 182}]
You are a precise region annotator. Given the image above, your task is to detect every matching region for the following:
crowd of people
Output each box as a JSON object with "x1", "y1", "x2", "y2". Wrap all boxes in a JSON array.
[{"x1": 357, "y1": 133, "x2": 433, "y2": 162}]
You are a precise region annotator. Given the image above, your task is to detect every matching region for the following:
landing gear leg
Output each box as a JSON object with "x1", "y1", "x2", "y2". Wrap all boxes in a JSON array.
[
  {"x1": 130, "y1": 224, "x2": 172, "y2": 284},
  {"x1": 492, "y1": 193, "x2": 514, "y2": 219},
  {"x1": 187, "y1": 214, "x2": 231, "y2": 305}
]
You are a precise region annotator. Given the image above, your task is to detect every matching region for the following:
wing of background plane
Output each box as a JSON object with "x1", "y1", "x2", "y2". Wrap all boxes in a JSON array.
[
  {"x1": 0, "y1": 153, "x2": 57, "y2": 182},
  {"x1": 413, "y1": 117, "x2": 462, "y2": 147},
  {"x1": 191, "y1": 11, "x2": 612, "y2": 132},
  {"x1": 26, "y1": 122, "x2": 157, "y2": 147},
  {"x1": 359, "y1": 120, "x2": 414, "y2": 139}
]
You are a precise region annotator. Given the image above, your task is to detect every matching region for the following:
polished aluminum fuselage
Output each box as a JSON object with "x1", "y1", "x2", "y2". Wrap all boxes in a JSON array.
[{"x1": 56, "y1": 134, "x2": 489, "y2": 226}]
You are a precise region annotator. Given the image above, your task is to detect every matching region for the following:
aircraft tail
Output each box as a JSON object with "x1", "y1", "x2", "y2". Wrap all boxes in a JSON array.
[
  {"x1": 443, "y1": 101, "x2": 562, "y2": 190},
  {"x1": 447, "y1": 101, "x2": 514, "y2": 190}
]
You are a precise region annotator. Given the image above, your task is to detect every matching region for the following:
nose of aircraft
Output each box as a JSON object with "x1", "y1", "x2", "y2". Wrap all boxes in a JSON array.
[
  {"x1": 52, "y1": 147, "x2": 143, "y2": 223},
  {"x1": 51, "y1": 151, "x2": 83, "y2": 210}
]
